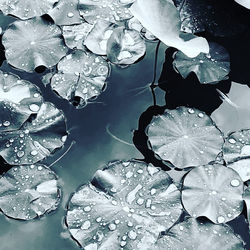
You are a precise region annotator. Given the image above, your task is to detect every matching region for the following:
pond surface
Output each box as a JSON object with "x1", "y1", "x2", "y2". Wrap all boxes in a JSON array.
[{"x1": 0, "y1": 9, "x2": 249, "y2": 250}]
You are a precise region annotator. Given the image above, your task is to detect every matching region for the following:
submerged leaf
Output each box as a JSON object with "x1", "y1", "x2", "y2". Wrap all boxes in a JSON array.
[
  {"x1": 147, "y1": 107, "x2": 224, "y2": 169},
  {"x1": 51, "y1": 50, "x2": 110, "y2": 108},
  {"x1": 0, "y1": 164, "x2": 60, "y2": 220},
  {"x1": 182, "y1": 164, "x2": 244, "y2": 223},
  {"x1": 62, "y1": 23, "x2": 93, "y2": 50},
  {"x1": 223, "y1": 130, "x2": 250, "y2": 164},
  {"x1": 66, "y1": 160, "x2": 182, "y2": 249},
  {"x1": 0, "y1": 71, "x2": 43, "y2": 132},
  {"x1": 173, "y1": 42, "x2": 230, "y2": 84},
  {"x1": 130, "y1": 0, "x2": 209, "y2": 58},
  {"x1": 78, "y1": 0, "x2": 134, "y2": 24},
  {"x1": 0, "y1": 102, "x2": 67, "y2": 165},
  {"x1": 84, "y1": 19, "x2": 118, "y2": 55},
  {"x1": 2, "y1": 17, "x2": 68, "y2": 72},
  {"x1": 48, "y1": 0, "x2": 83, "y2": 25},
  {"x1": 107, "y1": 27, "x2": 146, "y2": 65},
  {"x1": 0, "y1": 0, "x2": 59, "y2": 20},
  {"x1": 155, "y1": 218, "x2": 245, "y2": 249}
]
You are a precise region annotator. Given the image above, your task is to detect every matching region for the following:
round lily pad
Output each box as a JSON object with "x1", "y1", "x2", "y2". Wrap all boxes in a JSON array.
[
  {"x1": 0, "y1": 102, "x2": 67, "y2": 165},
  {"x1": 2, "y1": 17, "x2": 68, "y2": 72},
  {"x1": 48, "y1": 0, "x2": 83, "y2": 25},
  {"x1": 228, "y1": 159, "x2": 250, "y2": 182},
  {"x1": 147, "y1": 107, "x2": 224, "y2": 169},
  {"x1": 0, "y1": 164, "x2": 61, "y2": 220},
  {"x1": 0, "y1": 70, "x2": 43, "y2": 132},
  {"x1": 182, "y1": 164, "x2": 244, "y2": 224},
  {"x1": 223, "y1": 130, "x2": 250, "y2": 164},
  {"x1": 78, "y1": 0, "x2": 134, "y2": 24},
  {"x1": 107, "y1": 27, "x2": 146, "y2": 65},
  {"x1": 51, "y1": 50, "x2": 110, "y2": 108},
  {"x1": 66, "y1": 160, "x2": 182, "y2": 249},
  {"x1": 84, "y1": 19, "x2": 118, "y2": 56},
  {"x1": 155, "y1": 218, "x2": 245, "y2": 250},
  {"x1": 173, "y1": 42, "x2": 230, "y2": 84},
  {"x1": 62, "y1": 23, "x2": 93, "y2": 50},
  {"x1": 235, "y1": 0, "x2": 250, "y2": 9},
  {"x1": 0, "y1": 0, "x2": 59, "y2": 20}
]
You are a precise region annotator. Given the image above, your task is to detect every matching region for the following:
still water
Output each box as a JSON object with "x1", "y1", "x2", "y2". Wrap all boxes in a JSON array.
[{"x1": 0, "y1": 15, "x2": 249, "y2": 250}]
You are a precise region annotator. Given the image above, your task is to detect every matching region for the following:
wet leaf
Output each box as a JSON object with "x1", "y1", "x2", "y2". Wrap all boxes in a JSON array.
[
  {"x1": 66, "y1": 160, "x2": 182, "y2": 249},
  {"x1": 107, "y1": 27, "x2": 146, "y2": 65},
  {"x1": 155, "y1": 218, "x2": 245, "y2": 249},
  {"x1": 62, "y1": 23, "x2": 93, "y2": 50},
  {"x1": 173, "y1": 42, "x2": 230, "y2": 84},
  {"x1": 78, "y1": 0, "x2": 134, "y2": 24},
  {"x1": 174, "y1": 0, "x2": 249, "y2": 36},
  {"x1": 2, "y1": 17, "x2": 68, "y2": 72},
  {"x1": 243, "y1": 186, "x2": 250, "y2": 227},
  {"x1": 212, "y1": 83, "x2": 250, "y2": 134},
  {"x1": 48, "y1": 0, "x2": 83, "y2": 26},
  {"x1": 130, "y1": 0, "x2": 209, "y2": 58},
  {"x1": 235, "y1": 0, "x2": 250, "y2": 9},
  {"x1": 0, "y1": 164, "x2": 61, "y2": 220},
  {"x1": 84, "y1": 19, "x2": 118, "y2": 56},
  {"x1": 182, "y1": 164, "x2": 244, "y2": 224},
  {"x1": 0, "y1": 71, "x2": 43, "y2": 132},
  {"x1": 0, "y1": 0, "x2": 59, "y2": 20},
  {"x1": 228, "y1": 159, "x2": 250, "y2": 182},
  {"x1": 51, "y1": 50, "x2": 110, "y2": 108},
  {"x1": 223, "y1": 130, "x2": 250, "y2": 164},
  {"x1": 0, "y1": 102, "x2": 67, "y2": 165},
  {"x1": 147, "y1": 107, "x2": 224, "y2": 169}
]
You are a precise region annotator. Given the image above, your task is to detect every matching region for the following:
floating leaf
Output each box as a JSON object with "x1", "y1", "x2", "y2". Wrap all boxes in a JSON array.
[
  {"x1": 228, "y1": 159, "x2": 250, "y2": 182},
  {"x1": 173, "y1": 42, "x2": 230, "y2": 84},
  {"x1": 174, "y1": 0, "x2": 249, "y2": 36},
  {"x1": 130, "y1": 0, "x2": 209, "y2": 58},
  {"x1": 182, "y1": 164, "x2": 244, "y2": 223},
  {"x1": 235, "y1": 0, "x2": 250, "y2": 9},
  {"x1": 51, "y1": 50, "x2": 110, "y2": 108},
  {"x1": 0, "y1": 0, "x2": 59, "y2": 20},
  {"x1": 66, "y1": 160, "x2": 182, "y2": 249},
  {"x1": 0, "y1": 71, "x2": 43, "y2": 132},
  {"x1": 62, "y1": 23, "x2": 93, "y2": 50},
  {"x1": 243, "y1": 186, "x2": 250, "y2": 227},
  {"x1": 223, "y1": 130, "x2": 250, "y2": 164},
  {"x1": 155, "y1": 218, "x2": 245, "y2": 249},
  {"x1": 147, "y1": 107, "x2": 224, "y2": 169},
  {"x1": 0, "y1": 102, "x2": 67, "y2": 165},
  {"x1": 84, "y1": 20, "x2": 118, "y2": 55},
  {"x1": 78, "y1": 0, "x2": 134, "y2": 24},
  {"x1": 0, "y1": 164, "x2": 61, "y2": 220},
  {"x1": 211, "y1": 83, "x2": 250, "y2": 133},
  {"x1": 2, "y1": 17, "x2": 68, "y2": 72},
  {"x1": 48, "y1": 0, "x2": 83, "y2": 25},
  {"x1": 107, "y1": 27, "x2": 146, "y2": 65}
]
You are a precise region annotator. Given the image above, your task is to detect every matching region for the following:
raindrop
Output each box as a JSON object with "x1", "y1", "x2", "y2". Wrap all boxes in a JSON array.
[
  {"x1": 29, "y1": 104, "x2": 40, "y2": 112},
  {"x1": 228, "y1": 138, "x2": 236, "y2": 144},
  {"x1": 217, "y1": 216, "x2": 225, "y2": 223},
  {"x1": 17, "y1": 151, "x2": 25, "y2": 158},
  {"x1": 30, "y1": 150, "x2": 38, "y2": 156},
  {"x1": 67, "y1": 12, "x2": 74, "y2": 18},
  {"x1": 230, "y1": 179, "x2": 240, "y2": 187},
  {"x1": 128, "y1": 230, "x2": 137, "y2": 240},
  {"x1": 3, "y1": 121, "x2": 10, "y2": 127}
]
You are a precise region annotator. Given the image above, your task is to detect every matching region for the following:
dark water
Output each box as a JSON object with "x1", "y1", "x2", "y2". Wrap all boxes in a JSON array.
[{"x1": 0, "y1": 14, "x2": 250, "y2": 250}]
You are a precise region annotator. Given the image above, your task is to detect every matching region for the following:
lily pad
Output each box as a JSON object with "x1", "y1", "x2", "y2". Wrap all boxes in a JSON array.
[
  {"x1": 235, "y1": 0, "x2": 250, "y2": 9},
  {"x1": 2, "y1": 17, "x2": 68, "y2": 72},
  {"x1": 155, "y1": 218, "x2": 245, "y2": 250},
  {"x1": 84, "y1": 19, "x2": 118, "y2": 55},
  {"x1": 223, "y1": 130, "x2": 250, "y2": 164},
  {"x1": 0, "y1": 102, "x2": 67, "y2": 165},
  {"x1": 107, "y1": 27, "x2": 146, "y2": 65},
  {"x1": 0, "y1": 164, "x2": 61, "y2": 220},
  {"x1": 174, "y1": 0, "x2": 249, "y2": 36},
  {"x1": 66, "y1": 160, "x2": 182, "y2": 249},
  {"x1": 130, "y1": 0, "x2": 209, "y2": 58},
  {"x1": 147, "y1": 107, "x2": 224, "y2": 169},
  {"x1": 78, "y1": 0, "x2": 134, "y2": 24},
  {"x1": 0, "y1": 0, "x2": 59, "y2": 20},
  {"x1": 51, "y1": 50, "x2": 110, "y2": 108},
  {"x1": 48, "y1": 0, "x2": 83, "y2": 25},
  {"x1": 173, "y1": 42, "x2": 230, "y2": 84},
  {"x1": 182, "y1": 164, "x2": 244, "y2": 224},
  {"x1": 228, "y1": 159, "x2": 250, "y2": 182},
  {"x1": 62, "y1": 23, "x2": 93, "y2": 50},
  {"x1": 0, "y1": 71, "x2": 43, "y2": 132}
]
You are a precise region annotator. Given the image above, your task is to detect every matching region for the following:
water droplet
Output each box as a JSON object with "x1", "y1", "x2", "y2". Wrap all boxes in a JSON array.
[
  {"x1": 31, "y1": 150, "x2": 38, "y2": 156},
  {"x1": 128, "y1": 230, "x2": 137, "y2": 240},
  {"x1": 228, "y1": 138, "x2": 236, "y2": 144},
  {"x1": 81, "y1": 220, "x2": 91, "y2": 230},
  {"x1": 84, "y1": 206, "x2": 91, "y2": 212},
  {"x1": 3, "y1": 121, "x2": 10, "y2": 127},
  {"x1": 67, "y1": 12, "x2": 74, "y2": 18},
  {"x1": 108, "y1": 223, "x2": 116, "y2": 231},
  {"x1": 230, "y1": 179, "x2": 240, "y2": 187},
  {"x1": 17, "y1": 151, "x2": 25, "y2": 158},
  {"x1": 29, "y1": 104, "x2": 40, "y2": 112},
  {"x1": 217, "y1": 216, "x2": 225, "y2": 223}
]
